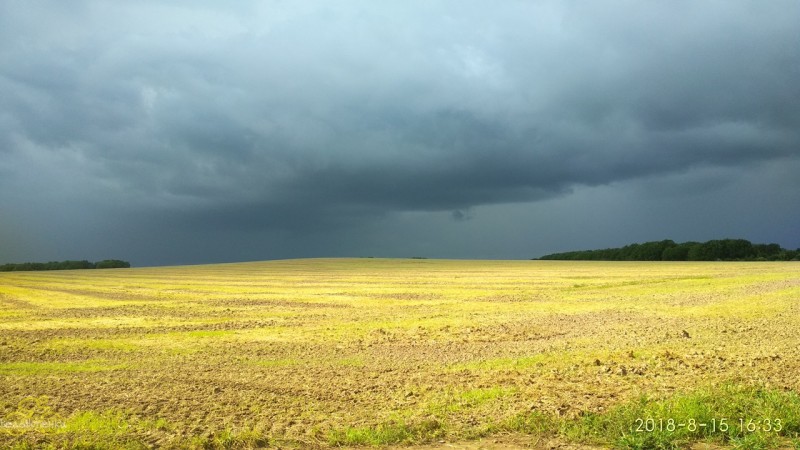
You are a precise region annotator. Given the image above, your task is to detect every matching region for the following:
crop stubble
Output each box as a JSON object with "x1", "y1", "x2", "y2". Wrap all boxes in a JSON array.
[{"x1": 0, "y1": 259, "x2": 798, "y2": 447}]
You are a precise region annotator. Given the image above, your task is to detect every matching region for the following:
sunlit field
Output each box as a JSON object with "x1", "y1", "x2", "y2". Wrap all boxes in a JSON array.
[{"x1": 1, "y1": 259, "x2": 799, "y2": 449}]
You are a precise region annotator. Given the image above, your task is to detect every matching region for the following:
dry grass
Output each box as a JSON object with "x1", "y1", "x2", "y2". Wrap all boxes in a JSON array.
[{"x1": 1, "y1": 259, "x2": 798, "y2": 448}]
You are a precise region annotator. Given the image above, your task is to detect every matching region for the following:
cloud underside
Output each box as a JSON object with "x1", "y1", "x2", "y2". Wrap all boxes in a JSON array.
[{"x1": 1, "y1": 1, "x2": 799, "y2": 236}]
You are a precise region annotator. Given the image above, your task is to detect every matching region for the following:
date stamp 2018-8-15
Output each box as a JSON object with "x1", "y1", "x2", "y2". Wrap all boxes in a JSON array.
[{"x1": 633, "y1": 417, "x2": 783, "y2": 434}]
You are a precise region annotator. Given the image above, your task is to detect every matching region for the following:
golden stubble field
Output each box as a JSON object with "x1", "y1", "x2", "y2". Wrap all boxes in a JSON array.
[{"x1": 1, "y1": 259, "x2": 799, "y2": 449}]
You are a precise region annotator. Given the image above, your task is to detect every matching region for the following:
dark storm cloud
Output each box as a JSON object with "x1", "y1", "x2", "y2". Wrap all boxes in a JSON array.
[{"x1": 1, "y1": 1, "x2": 799, "y2": 264}]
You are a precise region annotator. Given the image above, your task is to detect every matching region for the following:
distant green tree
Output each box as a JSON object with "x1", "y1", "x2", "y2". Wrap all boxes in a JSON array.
[
  {"x1": 661, "y1": 242, "x2": 692, "y2": 261},
  {"x1": 0, "y1": 259, "x2": 130, "y2": 272},
  {"x1": 539, "y1": 239, "x2": 789, "y2": 262},
  {"x1": 723, "y1": 239, "x2": 754, "y2": 260},
  {"x1": 95, "y1": 260, "x2": 131, "y2": 269},
  {"x1": 61, "y1": 260, "x2": 94, "y2": 270},
  {"x1": 687, "y1": 243, "x2": 709, "y2": 261},
  {"x1": 753, "y1": 243, "x2": 782, "y2": 259},
  {"x1": 634, "y1": 240, "x2": 675, "y2": 260}
]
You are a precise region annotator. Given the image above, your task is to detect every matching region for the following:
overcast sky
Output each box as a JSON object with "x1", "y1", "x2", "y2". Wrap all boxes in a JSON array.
[{"x1": 1, "y1": 1, "x2": 799, "y2": 266}]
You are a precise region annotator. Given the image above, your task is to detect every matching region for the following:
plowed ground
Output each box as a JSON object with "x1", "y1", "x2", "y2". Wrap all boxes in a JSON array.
[{"x1": 1, "y1": 259, "x2": 798, "y2": 449}]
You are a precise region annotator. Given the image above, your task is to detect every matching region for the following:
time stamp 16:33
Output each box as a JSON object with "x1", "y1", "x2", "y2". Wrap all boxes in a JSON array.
[{"x1": 633, "y1": 418, "x2": 783, "y2": 433}]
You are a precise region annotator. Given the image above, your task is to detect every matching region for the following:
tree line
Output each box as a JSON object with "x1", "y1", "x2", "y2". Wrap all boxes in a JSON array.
[
  {"x1": 537, "y1": 239, "x2": 799, "y2": 261},
  {"x1": 0, "y1": 259, "x2": 131, "y2": 272}
]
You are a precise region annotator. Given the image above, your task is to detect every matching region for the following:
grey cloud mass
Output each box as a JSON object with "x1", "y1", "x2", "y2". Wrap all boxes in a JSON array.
[{"x1": 1, "y1": 1, "x2": 799, "y2": 266}]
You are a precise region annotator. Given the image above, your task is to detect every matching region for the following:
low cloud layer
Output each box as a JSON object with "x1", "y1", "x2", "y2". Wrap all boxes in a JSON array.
[{"x1": 1, "y1": 1, "x2": 798, "y2": 265}]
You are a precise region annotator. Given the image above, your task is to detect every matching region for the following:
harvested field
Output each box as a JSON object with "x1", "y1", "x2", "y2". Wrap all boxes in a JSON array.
[{"x1": 1, "y1": 259, "x2": 799, "y2": 449}]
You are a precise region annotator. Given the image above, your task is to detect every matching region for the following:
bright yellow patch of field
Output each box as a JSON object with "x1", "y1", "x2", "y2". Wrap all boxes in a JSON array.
[{"x1": 1, "y1": 259, "x2": 798, "y2": 448}]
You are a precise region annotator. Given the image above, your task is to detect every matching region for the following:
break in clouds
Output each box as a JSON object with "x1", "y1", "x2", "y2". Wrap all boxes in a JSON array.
[{"x1": 1, "y1": 1, "x2": 799, "y2": 265}]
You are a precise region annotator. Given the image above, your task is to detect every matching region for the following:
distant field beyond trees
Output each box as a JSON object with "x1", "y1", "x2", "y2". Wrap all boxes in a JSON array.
[
  {"x1": 0, "y1": 259, "x2": 130, "y2": 272},
  {"x1": 538, "y1": 239, "x2": 799, "y2": 261}
]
